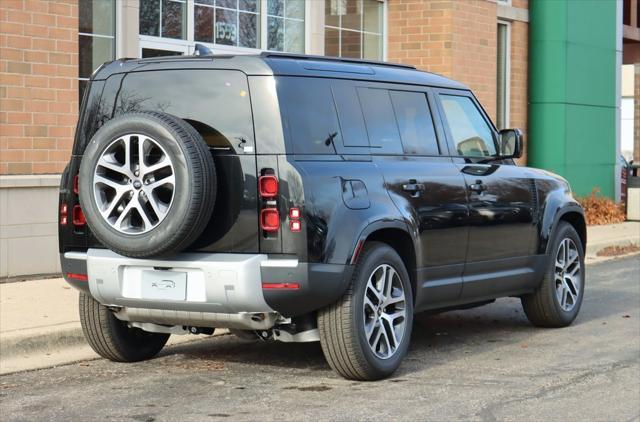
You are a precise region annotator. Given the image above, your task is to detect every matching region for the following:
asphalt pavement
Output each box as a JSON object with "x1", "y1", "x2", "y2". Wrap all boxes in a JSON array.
[{"x1": 0, "y1": 255, "x2": 638, "y2": 421}]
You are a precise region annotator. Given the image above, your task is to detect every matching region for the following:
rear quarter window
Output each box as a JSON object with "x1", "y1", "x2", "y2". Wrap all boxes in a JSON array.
[
  {"x1": 113, "y1": 69, "x2": 254, "y2": 154},
  {"x1": 276, "y1": 77, "x2": 341, "y2": 155}
]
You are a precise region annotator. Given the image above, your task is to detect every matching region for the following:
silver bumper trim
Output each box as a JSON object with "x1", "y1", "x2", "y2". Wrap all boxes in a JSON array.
[{"x1": 74, "y1": 248, "x2": 301, "y2": 330}]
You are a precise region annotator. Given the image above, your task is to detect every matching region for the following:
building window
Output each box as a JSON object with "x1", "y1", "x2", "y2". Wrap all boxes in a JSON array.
[
  {"x1": 325, "y1": 0, "x2": 384, "y2": 60},
  {"x1": 79, "y1": 0, "x2": 116, "y2": 101},
  {"x1": 139, "y1": 0, "x2": 305, "y2": 54},
  {"x1": 266, "y1": 0, "x2": 305, "y2": 52},
  {"x1": 140, "y1": 0, "x2": 187, "y2": 39},
  {"x1": 194, "y1": 0, "x2": 259, "y2": 48},
  {"x1": 496, "y1": 21, "x2": 510, "y2": 130}
]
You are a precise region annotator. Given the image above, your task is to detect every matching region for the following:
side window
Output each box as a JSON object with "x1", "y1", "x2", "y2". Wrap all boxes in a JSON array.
[
  {"x1": 389, "y1": 90, "x2": 440, "y2": 156},
  {"x1": 278, "y1": 77, "x2": 341, "y2": 154},
  {"x1": 357, "y1": 88, "x2": 403, "y2": 155},
  {"x1": 331, "y1": 83, "x2": 369, "y2": 148},
  {"x1": 439, "y1": 95, "x2": 497, "y2": 157}
]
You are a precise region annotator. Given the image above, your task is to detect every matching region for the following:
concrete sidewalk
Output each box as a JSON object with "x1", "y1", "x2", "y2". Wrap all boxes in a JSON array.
[
  {"x1": 0, "y1": 278, "x2": 216, "y2": 374},
  {"x1": 0, "y1": 221, "x2": 638, "y2": 375},
  {"x1": 585, "y1": 221, "x2": 640, "y2": 257}
]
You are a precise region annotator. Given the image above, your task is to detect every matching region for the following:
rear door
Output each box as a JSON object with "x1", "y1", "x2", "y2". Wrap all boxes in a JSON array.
[
  {"x1": 110, "y1": 69, "x2": 260, "y2": 253},
  {"x1": 435, "y1": 89, "x2": 538, "y2": 298},
  {"x1": 356, "y1": 83, "x2": 470, "y2": 309}
]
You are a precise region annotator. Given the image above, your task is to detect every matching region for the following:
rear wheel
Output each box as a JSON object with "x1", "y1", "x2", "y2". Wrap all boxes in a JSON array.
[
  {"x1": 318, "y1": 242, "x2": 413, "y2": 380},
  {"x1": 79, "y1": 293, "x2": 169, "y2": 362},
  {"x1": 521, "y1": 222, "x2": 585, "y2": 327}
]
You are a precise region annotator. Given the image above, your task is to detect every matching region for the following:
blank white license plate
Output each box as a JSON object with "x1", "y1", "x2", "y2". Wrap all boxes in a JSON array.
[{"x1": 141, "y1": 270, "x2": 187, "y2": 301}]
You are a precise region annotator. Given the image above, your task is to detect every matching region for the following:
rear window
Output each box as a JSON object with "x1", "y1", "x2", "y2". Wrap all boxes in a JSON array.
[{"x1": 113, "y1": 69, "x2": 254, "y2": 154}]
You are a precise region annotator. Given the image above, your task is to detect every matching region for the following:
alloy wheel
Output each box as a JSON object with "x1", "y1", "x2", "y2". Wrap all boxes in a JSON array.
[
  {"x1": 92, "y1": 134, "x2": 175, "y2": 234},
  {"x1": 363, "y1": 264, "x2": 407, "y2": 359},
  {"x1": 554, "y1": 238, "x2": 582, "y2": 312}
]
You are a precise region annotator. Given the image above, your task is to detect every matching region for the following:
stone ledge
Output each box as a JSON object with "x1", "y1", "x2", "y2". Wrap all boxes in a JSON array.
[{"x1": 0, "y1": 174, "x2": 62, "y2": 189}]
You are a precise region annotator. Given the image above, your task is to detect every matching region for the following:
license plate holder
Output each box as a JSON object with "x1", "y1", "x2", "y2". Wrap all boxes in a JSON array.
[{"x1": 141, "y1": 270, "x2": 187, "y2": 301}]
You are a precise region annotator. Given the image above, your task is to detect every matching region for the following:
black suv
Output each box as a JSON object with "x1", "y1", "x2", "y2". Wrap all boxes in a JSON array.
[{"x1": 59, "y1": 53, "x2": 586, "y2": 380}]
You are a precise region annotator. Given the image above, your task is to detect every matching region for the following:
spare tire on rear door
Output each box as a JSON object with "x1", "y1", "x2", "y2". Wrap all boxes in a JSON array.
[{"x1": 78, "y1": 112, "x2": 216, "y2": 258}]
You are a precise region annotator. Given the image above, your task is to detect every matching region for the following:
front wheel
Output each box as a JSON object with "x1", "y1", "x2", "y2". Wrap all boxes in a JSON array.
[
  {"x1": 318, "y1": 242, "x2": 413, "y2": 380},
  {"x1": 79, "y1": 293, "x2": 169, "y2": 362},
  {"x1": 521, "y1": 222, "x2": 585, "y2": 327}
]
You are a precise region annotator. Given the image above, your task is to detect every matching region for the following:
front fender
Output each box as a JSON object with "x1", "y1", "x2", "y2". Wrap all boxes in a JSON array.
[{"x1": 538, "y1": 189, "x2": 585, "y2": 254}]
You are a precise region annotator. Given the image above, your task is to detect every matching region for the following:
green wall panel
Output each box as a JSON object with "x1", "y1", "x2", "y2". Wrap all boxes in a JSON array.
[{"x1": 529, "y1": 0, "x2": 617, "y2": 199}]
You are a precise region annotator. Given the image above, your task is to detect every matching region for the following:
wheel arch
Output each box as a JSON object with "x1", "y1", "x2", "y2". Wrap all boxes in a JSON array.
[
  {"x1": 558, "y1": 211, "x2": 587, "y2": 252},
  {"x1": 353, "y1": 223, "x2": 418, "y2": 302}
]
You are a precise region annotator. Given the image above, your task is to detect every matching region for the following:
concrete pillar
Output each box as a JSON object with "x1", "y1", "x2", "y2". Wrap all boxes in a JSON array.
[
  {"x1": 118, "y1": 0, "x2": 140, "y2": 58},
  {"x1": 306, "y1": 0, "x2": 325, "y2": 55}
]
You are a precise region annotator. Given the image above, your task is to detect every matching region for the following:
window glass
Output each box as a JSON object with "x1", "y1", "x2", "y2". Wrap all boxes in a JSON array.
[
  {"x1": 331, "y1": 83, "x2": 369, "y2": 148},
  {"x1": 277, "y1": 77, "x2": 341, "y2": 154},
  {"x1": 325, "y1": 0, "x2": 383, "y2": 60},
  {"x1": 267, "y1": 0, "x2": 305, "y2": 53},
  {"x1": 114, "y1": 70, "x2": 254, "y2": 152},
  {"x1": 390, "y1": 91, "x2": 439, "y2": 156},
  {"x1": 440, "y1": 95, "x2": 496, "y2": 157},
  {"x1": 79, "y1": 0, "x2": 115, "y2": 101},
  {"x1": 140, "y1": 0, "x2": 186, "y2": 39},
  {"x1": 194, "y1": 0, "x2": 260, "y2": 48},
  {"x1": 357, "y1": 88, "x2": 403, "y2": 155},
  {"x1": 496, "y1": 22, "x2": 509, "y2": 129}
]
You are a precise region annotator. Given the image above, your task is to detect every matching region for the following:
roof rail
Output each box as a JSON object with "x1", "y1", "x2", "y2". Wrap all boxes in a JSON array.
[{"x1": 260, "y1": 52, "x2": 416, "y2": 70}]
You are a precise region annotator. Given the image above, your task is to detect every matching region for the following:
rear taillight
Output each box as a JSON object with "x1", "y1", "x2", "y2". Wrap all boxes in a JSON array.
[
  {"x1": 260, "y1": 208, "x2": 280, "y2": 232},
  {"x1": 259, "y1": 175, "x2": 278, "y2": 198},
  {"x1": 72, "y1": 205, "x2": 86, "y2": 226},
  {"x1": 60, "y1": 203, "x2": 68, "y2": 225}
]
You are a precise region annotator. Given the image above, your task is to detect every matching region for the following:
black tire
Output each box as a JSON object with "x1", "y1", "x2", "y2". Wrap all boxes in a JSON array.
[
  {"x1": 317, "y1": 242, "x2": 414, "y2": 381},
  {"x1": 521, "y1": 222, "x2": 585, "y2": 327},
  {"x1": 79, "y1": 292, "x2": 169, "y2": 362},
  {"x1": 79, "y1": 112, "x2": 216, "y2": 258}
]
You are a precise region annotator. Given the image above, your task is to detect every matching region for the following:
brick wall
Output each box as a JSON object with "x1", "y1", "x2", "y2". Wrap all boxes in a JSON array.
[
  {"x1": 0, "y1": 0, "x2": 78, "y2": 175},
  {"x1": 387, "y1": 0, "x2": 529, "y2": 162},
  {"x1": 387, "y1": 0, "x2": 497, "y2": 119}
]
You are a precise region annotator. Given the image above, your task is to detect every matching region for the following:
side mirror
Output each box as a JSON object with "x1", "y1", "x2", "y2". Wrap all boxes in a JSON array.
[{"x1": 498, "y1": 128, "x2": 523, "y2": 159}]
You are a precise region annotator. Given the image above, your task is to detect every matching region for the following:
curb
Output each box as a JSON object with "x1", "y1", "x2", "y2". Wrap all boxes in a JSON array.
[
  {"x1": 0, "y1": 324, "x2": 85, "y2": 359},
  {"x1": 585, "y1": 238, "x2": 639, "y2": 259}
]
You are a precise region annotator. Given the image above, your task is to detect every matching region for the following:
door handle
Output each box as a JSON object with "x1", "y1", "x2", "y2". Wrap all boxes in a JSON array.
[
  {"x1": 402, "y1": 180, "x2": 425, "y2": 194},
  {"x1": 468, "y1": 180, "x2": 487, "y2": 193}
]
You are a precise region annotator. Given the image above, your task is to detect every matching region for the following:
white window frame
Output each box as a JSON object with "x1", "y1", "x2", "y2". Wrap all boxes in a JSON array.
[
  {"x1": 497, "y1": 19, "x2": 511, "y2": 129},
  {"x1": 324, "y1": 0, "x2": 386, "y2": 60},
  {"x1": 138, "y1": 0, "x2": 308, "y2": 56}
]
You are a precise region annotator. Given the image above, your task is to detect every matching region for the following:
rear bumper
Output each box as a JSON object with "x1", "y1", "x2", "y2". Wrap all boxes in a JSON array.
[{"x1": 61, "y1": 249, "x2": 352, "y2": 326}]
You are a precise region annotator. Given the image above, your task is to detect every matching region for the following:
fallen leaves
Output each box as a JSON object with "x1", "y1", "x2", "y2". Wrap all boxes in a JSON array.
[
  {"x1": 577, "y1": 188, "x2": 626, "y2": 226},
  {"x1": 596, "y1": 244, "x2": 640, "y2": 257}
]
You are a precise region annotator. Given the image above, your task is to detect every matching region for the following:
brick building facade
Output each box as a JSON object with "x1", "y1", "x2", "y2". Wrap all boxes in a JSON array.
[
  {"x1": 0, "y1": 0, "x2": 624, "y2": 278},
  {"x1": 1, "y1": 0, "x2": 79, "y2": 175}
]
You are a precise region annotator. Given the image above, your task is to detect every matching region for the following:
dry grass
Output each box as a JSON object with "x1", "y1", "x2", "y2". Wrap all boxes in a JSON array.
[{"x1": 577, "y1": 188, "x2": 626, "y2": 226}]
